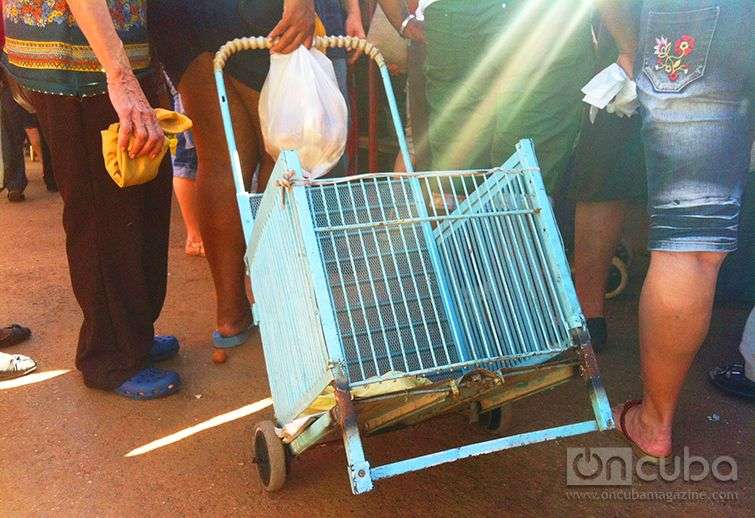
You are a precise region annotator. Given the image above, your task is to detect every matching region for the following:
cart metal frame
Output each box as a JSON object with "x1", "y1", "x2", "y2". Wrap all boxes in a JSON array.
[{"x1": 214, "y1": 36, "x2": 614, "y2": 495}]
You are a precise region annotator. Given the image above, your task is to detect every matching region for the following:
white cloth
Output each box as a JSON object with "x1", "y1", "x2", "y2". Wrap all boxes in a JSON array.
[
  {"x1": 416, "y1": 0, "x2": 442, "y2": 21},
  {"x1": 740, "y1": 307, "x2": 755, "y2": 382},
  {"x1": 581, "y1": 63, "x2": 639, "y2": 123}
]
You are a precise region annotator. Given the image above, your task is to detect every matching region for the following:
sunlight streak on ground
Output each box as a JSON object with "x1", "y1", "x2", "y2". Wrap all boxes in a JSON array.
[
  {"x1": 0, "y1": 369, "x2": 71, "y2": 390},
  {"x1": 125, "y1": 398, "x2": 274, "y2": 457}
]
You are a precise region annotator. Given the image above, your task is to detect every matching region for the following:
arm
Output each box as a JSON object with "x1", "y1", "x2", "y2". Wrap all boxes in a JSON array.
[
  {"x1": 66, "y1": 0, "x2": 162, "y2": 158},
  {"x1": 269, "y1": 0, "x2": 316, "y2": 53},
  {"x1": 377, "y1": 0, "x2": 425, "y2": 43},
  {"x1": 343, "y1": 0, "x2": 366, "y2": 63},
  {"x1": 596, "y1": 0, "x2": 639, "y2": 78},
  {"x1": 343, "y1": 0, "x2": 365, "y2": 36}
]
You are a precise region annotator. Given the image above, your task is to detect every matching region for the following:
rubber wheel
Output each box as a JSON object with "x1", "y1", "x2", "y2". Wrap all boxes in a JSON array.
[
  {"x1": 253, "y1": 420, "x2": 287, "y2": 492},
  {"x1": 478, "y1": 403, "x2": 514, "y2": 435},
  {"x1": 605, "y1": 256, "x2": 629, "y2": 300}
]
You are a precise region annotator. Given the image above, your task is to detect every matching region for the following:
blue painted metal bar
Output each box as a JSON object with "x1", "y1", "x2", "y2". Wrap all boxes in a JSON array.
[
  {"x1": 347, "y1": 349, "x2": 568, "y2": 388},
  {"x1": 313, "y1": 209, "x2": 536, "y2": 232},
  {"x1": 515, "y1": 139, "x2": 584, "y2": 330},
  {"x1": 370, "y1": 420, "x2": 599, "y2": 481},
  {"x1": 214, "y1": 68, "x2": 255, "y2": 243}
]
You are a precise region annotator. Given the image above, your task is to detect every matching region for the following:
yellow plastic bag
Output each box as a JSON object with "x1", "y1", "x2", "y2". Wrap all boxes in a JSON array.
[{"x1": 101, "y1": 108, "x2": 192, "y2": 188}]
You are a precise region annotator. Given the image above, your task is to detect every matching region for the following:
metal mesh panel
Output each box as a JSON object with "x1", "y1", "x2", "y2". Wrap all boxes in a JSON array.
[
  {"x1": 250, "y1": 193, "x2": 263, "y2": 219},
  {"x1": 249, "y1": 192, "x2": 332, "y2": 423},
  {"x1": 308, "y1": 179, "x2": 458, "y2": 382},
  {"x1": 307, "y1": 170, "x2": 571, "y2": 383},
  {"x1": 430, "y1": 172, "x2": 572, "y2": 370},
  {"x1": 306, "y1": 169, "x2": 575, "y2": 385}
]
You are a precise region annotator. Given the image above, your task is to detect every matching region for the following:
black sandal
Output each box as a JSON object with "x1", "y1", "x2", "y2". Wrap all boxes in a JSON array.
[
  {"x1": 0, "y1": 324, "x2": 32, "y2": 348},
  {"x1": 709, "y1": 363, "x2": 755, "y2": 401}
]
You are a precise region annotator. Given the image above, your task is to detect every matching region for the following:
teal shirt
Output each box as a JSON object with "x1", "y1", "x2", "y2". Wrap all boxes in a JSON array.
[{"x1": 2, "y1": 0, "x2": 151, "y2": 96}]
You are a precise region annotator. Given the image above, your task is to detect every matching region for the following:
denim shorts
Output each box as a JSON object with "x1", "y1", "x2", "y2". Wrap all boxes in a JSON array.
[
  {"x1": 172, "y1": 131, "x2": 198, "y2": 180},
  {"x1": 637, "y1": 0, "x2": 753, "y2": 252}
]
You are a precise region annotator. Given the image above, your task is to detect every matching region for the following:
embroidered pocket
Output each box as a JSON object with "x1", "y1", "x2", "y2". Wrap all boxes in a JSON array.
[{"x1": 641, "y1": 6, "x2": 719, "y2": 93}]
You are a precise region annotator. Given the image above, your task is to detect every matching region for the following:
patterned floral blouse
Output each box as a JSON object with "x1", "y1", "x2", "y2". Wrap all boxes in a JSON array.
[{"x1": 2, "y1": 0, "x2": 151, "y2": 96}]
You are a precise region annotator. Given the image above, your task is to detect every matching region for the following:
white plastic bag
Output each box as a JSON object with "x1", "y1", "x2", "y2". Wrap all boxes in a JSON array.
[{"x1": 259, "y1": 47, "x2": 348, "y2": 179}]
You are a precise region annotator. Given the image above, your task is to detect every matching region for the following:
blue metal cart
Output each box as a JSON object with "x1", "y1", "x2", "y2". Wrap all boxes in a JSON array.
[{"x1": 213, "y1": 36, "x2": 614, "y2": 495}]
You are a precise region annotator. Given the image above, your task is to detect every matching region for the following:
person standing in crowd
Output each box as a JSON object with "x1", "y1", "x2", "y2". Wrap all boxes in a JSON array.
[
  {"x1": 2, "y1": 0, "x2": 182, "y2": 399},
  {"x1": 147, "y1": 1, "x2": 316, "y2": 349},
  {"x1": 601, "y1": 0, "x2": 754, "y2": 458},
  {"x1": 169, "y1": 88, "x2": 205, "y2": 257},
  {"x1": 0, "y1": 88, "x2": 57, "y2": 201},
  {"x1": 381, "y1": 0, "x2": 595, "y2": 194},
  {"x1": 568, "y1": 5, "x2": 645, "y2": 352},
  {"x1": 315, "y1": 0, "x2": 364, "y2": 176},
  {"x1": 0, "y1": 81, "x2": 28, "y2": 201},
  {"x1": 376, "y1": 0, "x2": 432, "y2": 171}
]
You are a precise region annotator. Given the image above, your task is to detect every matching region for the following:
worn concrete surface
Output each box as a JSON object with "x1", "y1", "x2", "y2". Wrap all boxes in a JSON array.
[{"x1": 1, "y1": 165, "x2": 752, "y2": 517}]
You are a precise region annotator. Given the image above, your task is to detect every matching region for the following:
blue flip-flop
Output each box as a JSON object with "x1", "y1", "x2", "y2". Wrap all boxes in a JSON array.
[
  {"x1": 115, "y1": 367, "x2": 181, "y2": 400},
  {"x1": 150, "y1": 335, "x2": 180, "y2": 362},
  {"x1": 212, "y1": 321, "x2": 255, "y2": 349}
]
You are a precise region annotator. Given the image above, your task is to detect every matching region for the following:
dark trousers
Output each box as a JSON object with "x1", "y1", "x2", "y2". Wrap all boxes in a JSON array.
[
  {"x1": 1, "y1": 87, "x2": 28, "y2": 192},
  {"x1": 36, "y1": 128, "x2": 55, "y2": 190},
  {"x1": 26, "y1": 77, "x2": 173, "y2": 389}
]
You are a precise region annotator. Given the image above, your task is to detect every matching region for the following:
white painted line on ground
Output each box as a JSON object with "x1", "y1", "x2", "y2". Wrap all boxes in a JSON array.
[{"x1": 125, "y1": 397, "x2": 273, "y2": 457}]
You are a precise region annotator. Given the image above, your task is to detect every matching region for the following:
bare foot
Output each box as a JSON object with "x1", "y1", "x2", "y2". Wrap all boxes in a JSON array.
[
  {"x1": 184, "y1": 239, "x2": 205, "y2": 257},
  {"x1": 216, "y1": 310, "x2": 254, "y2": 338},
  {"x1": 613, "y1": 401, "x2": 672, "y2": 458}
]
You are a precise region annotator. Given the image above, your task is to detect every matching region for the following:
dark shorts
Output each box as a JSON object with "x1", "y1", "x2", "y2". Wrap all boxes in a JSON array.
[{"x1": 568, "y1": 110, "x2": 646, "y2": 202}]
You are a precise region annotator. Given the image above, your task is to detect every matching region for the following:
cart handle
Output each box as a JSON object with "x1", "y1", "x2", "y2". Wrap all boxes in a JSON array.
[
  {"x1": 212, "y1": 35, "x2": 413, "y2": 183},
  {"x1": 213, "y1": 35, "x2": 385, "y2": 72}
]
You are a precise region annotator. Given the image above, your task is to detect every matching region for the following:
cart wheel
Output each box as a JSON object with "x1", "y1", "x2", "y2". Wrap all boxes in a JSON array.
[
  {"x1": 478, "y1": 403, "x2": 514, "y2": 435},
  {"x1": 253, "y1": 421, "x2": 287, "y2": 492},
  {"x1": 605, "y1": 256, "x2": 629, "y2": 300}
]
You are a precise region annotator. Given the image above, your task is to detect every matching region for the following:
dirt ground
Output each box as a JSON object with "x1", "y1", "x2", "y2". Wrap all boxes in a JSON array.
[{"x1": 1, "y1": 164, "x2": 752, "y2": 517}]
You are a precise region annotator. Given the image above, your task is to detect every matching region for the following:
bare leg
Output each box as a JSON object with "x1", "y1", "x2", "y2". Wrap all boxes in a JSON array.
[
  {"x1": 179, "y1": 54, "x2": 266, "y2": 338},
  {"x1": 573, "y1": 200, "x2": 626, "y2": 318},
  {"x1": 25, "y1": 127, "x2": 42, "y2": 161},
  {"x1": 393, "y1": 151, "x2": 406, "y2": 173},
  {"x1": 173, "y1": 177, "x2": 204, "y2": 256},
  {"x1": 615, "y1": 250, "x2": 726, "y2": 457}
]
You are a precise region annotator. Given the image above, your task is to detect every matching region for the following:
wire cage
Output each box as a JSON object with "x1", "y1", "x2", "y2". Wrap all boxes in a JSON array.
[{"x1": 216, "y1": 35, "x2": 613, "y2": 495}]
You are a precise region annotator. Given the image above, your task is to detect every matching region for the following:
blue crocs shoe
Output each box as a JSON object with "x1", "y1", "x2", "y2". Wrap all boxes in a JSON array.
[
  {"x1": 115, "y1": 367, "x2": 181, "y2": 400},
  {"x1": 150, "y1": 335, "x2": 180, "y2": 362}
]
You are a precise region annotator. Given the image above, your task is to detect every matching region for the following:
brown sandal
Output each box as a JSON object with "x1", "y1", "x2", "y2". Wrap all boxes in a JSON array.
[{"x1": 616, "y1": 399, "x2": 671, "y2": 463}]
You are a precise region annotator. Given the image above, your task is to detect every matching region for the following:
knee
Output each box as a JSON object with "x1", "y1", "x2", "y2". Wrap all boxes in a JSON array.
[
  {"x1": 689, "y1": 251, "x2": 728, "y2": 271},
  {"x1": 653, "y1": 250, "x2": 727, "y2": 275}
]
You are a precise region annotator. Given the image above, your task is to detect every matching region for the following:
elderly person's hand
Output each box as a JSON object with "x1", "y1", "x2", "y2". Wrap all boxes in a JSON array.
[
  {"x1": 107, "y1": 72, "x2": 164, "y2": 159},
  {"x1": 269, "y1": 0, "x2": 316, "y2": 54},
  {"x1": 64, "y1": 0, "x2": 164, "y2": 159}
]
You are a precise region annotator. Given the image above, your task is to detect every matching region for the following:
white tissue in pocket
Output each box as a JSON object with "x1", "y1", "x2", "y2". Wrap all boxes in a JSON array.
[{"x1": 582, "y1": 63, "x2": 639, "y2": 123}]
